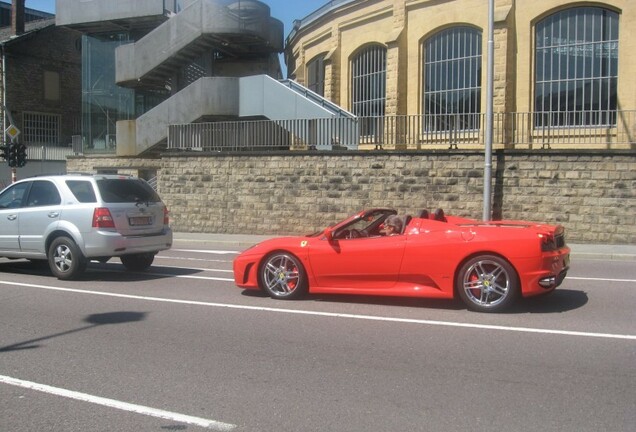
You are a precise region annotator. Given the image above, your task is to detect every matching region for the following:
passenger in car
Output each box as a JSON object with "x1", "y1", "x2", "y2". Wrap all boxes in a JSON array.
[{"x1": 381, "y1": 215, "x2": 403, "y2": 236}]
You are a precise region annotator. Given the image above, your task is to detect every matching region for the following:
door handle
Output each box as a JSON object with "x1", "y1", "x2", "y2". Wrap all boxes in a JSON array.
[
  {"x1": 7, "y1": 214, "x2": 17, "y2": 221},
  {"x1": 48, "y1": 212, "x2": 60, "y2": 218}
]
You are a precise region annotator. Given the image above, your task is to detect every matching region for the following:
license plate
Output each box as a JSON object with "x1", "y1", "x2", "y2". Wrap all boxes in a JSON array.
[{"x1": 129, "y1": 216, "x2": 152, "y2": 226}]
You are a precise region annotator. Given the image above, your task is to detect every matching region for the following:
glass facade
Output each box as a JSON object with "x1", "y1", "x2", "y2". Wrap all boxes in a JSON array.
[
  {"x1": 423, "y1": 26, "x2": 482, "y2": 132},
  {"x1": 534, "y1": 7, "x2": 619, "y2": 127},
  {"x1": 81, "y1": 33, "x2": 171, "y2": 153},
  {"x1": 81, "y1": 34, "x2": 135, "y2": 153}
]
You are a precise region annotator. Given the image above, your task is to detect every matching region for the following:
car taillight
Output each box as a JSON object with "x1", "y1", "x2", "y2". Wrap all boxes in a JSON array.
[
  {"x1": 93, "y1": 207, "x2": 115, "y2": 228},
  {"x1": 539, "y1": 233, "x2": 556, "y2": 251},
  {"x1": 163, "y1": 207, "x2": 170, "y2": 225}
]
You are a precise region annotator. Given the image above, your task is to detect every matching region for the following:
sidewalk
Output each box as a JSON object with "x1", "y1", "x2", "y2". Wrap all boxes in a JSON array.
[{"x1": 173, "y1": 232, "x2": 636, "y2": 261}]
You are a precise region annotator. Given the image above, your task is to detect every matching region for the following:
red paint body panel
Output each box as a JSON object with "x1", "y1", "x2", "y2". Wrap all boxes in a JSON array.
[{"x1": 233, "y1": 209, "x2": 570, "y2": 304}]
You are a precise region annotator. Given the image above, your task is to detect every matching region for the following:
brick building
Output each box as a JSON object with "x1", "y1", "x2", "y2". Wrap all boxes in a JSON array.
[{"x1": 0, "y1": 1, "x2": 81, "y2": 151}]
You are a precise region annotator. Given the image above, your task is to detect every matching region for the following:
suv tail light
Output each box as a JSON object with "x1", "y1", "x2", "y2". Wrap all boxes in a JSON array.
[
  {"x1": 93, "y1": 207, "x2": 115, "y2": 228},
  {"x1": 163, "y1": 207, "x2": 170, "y2": 225}
]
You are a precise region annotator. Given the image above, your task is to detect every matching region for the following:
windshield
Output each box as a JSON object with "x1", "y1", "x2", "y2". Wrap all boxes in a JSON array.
[{"x1": 333, "y1": 209, "x2": 396, "y2": 239}]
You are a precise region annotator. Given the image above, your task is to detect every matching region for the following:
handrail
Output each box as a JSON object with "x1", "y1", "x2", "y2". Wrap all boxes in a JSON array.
[{"x1": 279, "y1": 79, "x2": 356, "y2": 119}]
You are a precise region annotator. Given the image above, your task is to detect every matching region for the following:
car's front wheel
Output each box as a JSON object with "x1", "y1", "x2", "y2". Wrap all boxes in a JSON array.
[
  {"x1": 48, "y1": 236, "x2": 87, "y2": 280},
  {"x1": 120, "y1": 253, "x2": 155, "y2": 271},
  {"x1": 456, "y1": 255, "x2": 519, "y2": 312},
  {"x1": 259, "y1": 252, "x2": 308, "y2": 300}
]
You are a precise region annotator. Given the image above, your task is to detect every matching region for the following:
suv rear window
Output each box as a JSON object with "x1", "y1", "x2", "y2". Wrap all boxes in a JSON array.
[
  {"x1": 66, "y1": 180, "x2": 97, "y2": 203},
  {"x1": 96, "y1": 179, "x2": 161, "y2": 203}
]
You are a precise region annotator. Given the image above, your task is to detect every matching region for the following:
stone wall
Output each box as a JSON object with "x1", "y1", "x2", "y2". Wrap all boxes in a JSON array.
[{"x1": 67, "y1": 151, "x2": 635, "y2": 244}]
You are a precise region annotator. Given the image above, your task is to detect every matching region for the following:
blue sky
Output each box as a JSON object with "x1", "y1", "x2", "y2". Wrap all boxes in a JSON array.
[{"x1": 23, "y1": 0, "x2": 324, "y2": 37}]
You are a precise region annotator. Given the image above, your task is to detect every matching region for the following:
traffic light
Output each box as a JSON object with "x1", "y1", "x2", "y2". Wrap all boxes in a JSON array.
[
  {"x1": 7, "y1": 143, "x2": 18, "y2": 167},
  {"x1": 0, "y1": 144, "x2": 7, "y2": 161},
  {"x1": 16, "y1": 143, "x2": 27, "y2": 167}
]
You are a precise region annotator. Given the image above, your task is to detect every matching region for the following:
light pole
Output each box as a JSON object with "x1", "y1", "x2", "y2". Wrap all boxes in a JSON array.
[{"x1": 483, "y1": 0, "x2": 494, "y2": 221}]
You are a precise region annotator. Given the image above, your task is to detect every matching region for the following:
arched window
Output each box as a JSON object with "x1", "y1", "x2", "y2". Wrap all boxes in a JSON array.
[
  {"x1": 423, "y1": 27, "x2": 482, "y2": 132},
  {"x1": 307, "y1": 54, "x2": 326, "y2": 96},
  {"x1": 351, "y1": 44, "x2": 386, "y2": 136},
  {"x1": 535, "y1": 7, "x2": 619, "y2": 127}
]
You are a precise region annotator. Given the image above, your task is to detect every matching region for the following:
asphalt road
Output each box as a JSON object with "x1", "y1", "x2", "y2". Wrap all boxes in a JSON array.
[{"x1": 1, "y1": 242, "x2": 635, "y2": 432}]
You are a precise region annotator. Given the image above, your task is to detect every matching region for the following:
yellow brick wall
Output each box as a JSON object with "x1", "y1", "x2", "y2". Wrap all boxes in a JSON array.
[{"x1": 287, "y1": 0, "x2": 634, "y2": 115}]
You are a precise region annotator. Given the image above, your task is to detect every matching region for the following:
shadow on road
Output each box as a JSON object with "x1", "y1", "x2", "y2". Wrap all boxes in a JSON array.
[
  {"x1": 0, "y1": 311, "x2": 147, "y2": 353},
  {"x1": 241, "y1": 288, "x2": 589, "y2": 314},
  {"x1": 509, "y1": 289, "x2": 589, "y2": 314}
]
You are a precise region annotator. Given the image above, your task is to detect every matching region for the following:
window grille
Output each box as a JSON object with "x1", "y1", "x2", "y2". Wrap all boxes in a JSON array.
[
  {"x1": 307, "y1": 54, "x2": 325, "y2": 96},
  {"x1": 351, "y1": 45, "x2": 386, "y2": 137},
  {"x1": 23, "y1": 112, "x2": 60, "y2": 146},
  {"x1": 534, "y1": 7, "x2": 619, "y2": 127},
  {"x1": 423, "y1": 26, "x2": 482, "y2": 132}
]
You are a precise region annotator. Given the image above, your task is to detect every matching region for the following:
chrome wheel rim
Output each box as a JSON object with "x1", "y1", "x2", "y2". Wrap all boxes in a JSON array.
[
  {"x1": 262, "y1": 254, "x2": 301, "y2": 296},
  {"x1": 53, "y1": 244, "x2": 73, "y2": 273},
  {"x1": 462, "y1": 259, "x2": 510, "y2": 308}
]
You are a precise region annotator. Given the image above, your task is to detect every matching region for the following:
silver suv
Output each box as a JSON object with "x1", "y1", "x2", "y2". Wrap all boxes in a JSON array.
[{"x1": 0, "y1": 174, "x2": 173, "y2": 279}]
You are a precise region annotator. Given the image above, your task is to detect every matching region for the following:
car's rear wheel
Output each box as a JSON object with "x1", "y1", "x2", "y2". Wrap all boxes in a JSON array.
[
  {"x1": 456, "y1": 255, "x2": 519, "y2": 312},
  {"x1": 120, "y1": 253, "x2": 155, "y2": 271},
  {"x1": 48, "y1": 236, "x2": 87, "y2": 280},
  {"x1": 260, "y1": 252, "x2": 308, "y2": 300}
]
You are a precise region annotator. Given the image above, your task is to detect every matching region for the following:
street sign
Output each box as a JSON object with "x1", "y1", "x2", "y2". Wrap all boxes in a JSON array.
[{"x1": 5, "y1": 124, "x2": 20, "y2": 141}]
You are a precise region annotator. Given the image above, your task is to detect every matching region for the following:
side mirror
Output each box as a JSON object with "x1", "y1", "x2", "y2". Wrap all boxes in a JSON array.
[{"x1": 323, "y1": 228, "x2": 334, "y2": 241}]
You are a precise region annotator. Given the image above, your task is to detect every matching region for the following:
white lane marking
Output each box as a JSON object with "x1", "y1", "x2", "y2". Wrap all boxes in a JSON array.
[
  {"x1": 154, "y1": 265, "x2": 233, "y2": 273},
  {"x1": 144, "y1": 269, "x2": 233, "y2": 282},
  {"x1": 125, "y1": 270, "x2": 234, "y2": 282},
  {"x1": 1, "y1": 281, "x2": 635, "y2": 341},
  {"x1": 155, "y1": 255, "x2": 233, "y2": 264},
  {"x1": 90, "y1": 266, "x2": 234, "y2": 282},
  {"x1": 567, "y1": 277, "x2": 636, "y2": 283},
  {"x1": 0, "y1": 375, "x2": 235, "y2": 431},
  {"x1": 161, "y1": 274, "x2": 234, "y2": 282},
  {"x1": 171, "y1": 249, "x2": 238, "y2": 255}
]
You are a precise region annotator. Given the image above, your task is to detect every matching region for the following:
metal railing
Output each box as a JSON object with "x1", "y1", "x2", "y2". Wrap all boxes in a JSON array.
[
  {"x1": 167, "y1": 111, "x2": 636, "y2": 151},
  {"x1": 146, "y1": 176, "x2": 158, "y2": 190},
  {"x1": 25, "y1": 145, "x2": 82, "y2": 161},
  {"x1": 168, "y1": 117, "x2": 360, "y2": 151}
]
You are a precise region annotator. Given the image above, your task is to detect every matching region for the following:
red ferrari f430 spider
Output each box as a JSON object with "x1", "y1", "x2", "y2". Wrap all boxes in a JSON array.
[{"x1": 233, "y1": 209, "x2": 571, "y2": 312}]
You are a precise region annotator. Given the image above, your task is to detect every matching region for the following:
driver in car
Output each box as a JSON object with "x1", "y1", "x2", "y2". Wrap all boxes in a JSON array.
[{"x1": 381, "y1": 215, "x2": 403, "y2": 236}]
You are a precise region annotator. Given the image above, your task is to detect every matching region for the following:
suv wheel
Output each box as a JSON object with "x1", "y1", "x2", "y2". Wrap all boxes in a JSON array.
[
  {"x1": 120, "y1": 253, "x2": 155, "y2": 271},
  {"x1": 48, "y1": 236, "x2": 87, "y2": 280}
]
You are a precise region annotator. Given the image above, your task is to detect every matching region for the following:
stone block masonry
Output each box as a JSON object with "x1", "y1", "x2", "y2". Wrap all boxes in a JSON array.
[{"x1": 67, "y1": 150, "x2": 636, "y2": 244}]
